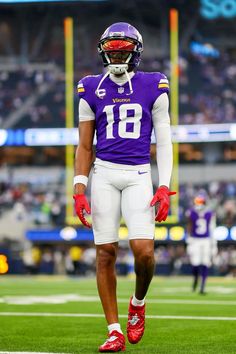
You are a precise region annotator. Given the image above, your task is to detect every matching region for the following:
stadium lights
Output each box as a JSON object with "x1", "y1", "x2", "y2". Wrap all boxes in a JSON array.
[
  {"x1": 230, "y1": 226, "x2": 236, "y2": 241},
  {"x1": 0, "y1": 130, "x2": 7, "y2": 146},
  {"x1": 0, "y1": 254, "x2": 9, "y2": 274},
  {"x1": 26, "y1": 225, "x2": 234, "y2": 242},
  {"x1": 60, "y1": 226, "x2": 78, "y2": 241}
]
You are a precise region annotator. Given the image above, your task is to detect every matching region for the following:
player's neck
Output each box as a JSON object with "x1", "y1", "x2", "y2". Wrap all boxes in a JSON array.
[{"x1": 109, "y1": 71, "x2": 135, "y2": 85}]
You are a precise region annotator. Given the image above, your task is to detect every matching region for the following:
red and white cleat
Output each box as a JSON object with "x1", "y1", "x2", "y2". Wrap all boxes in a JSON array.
[
  {"x1": 99, "y1": 330, "x2": 126, "y2": 352},
  {"x1": 127, "y1": 297, "x2": 145, "y2": 344}
]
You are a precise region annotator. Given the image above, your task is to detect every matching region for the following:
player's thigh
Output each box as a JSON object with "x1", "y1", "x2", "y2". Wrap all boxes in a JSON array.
[
  {"x1": 201, "y1": 239, "x2": 212, "y2": 266},
  {"x1": 121, "y1": 172, "x2": 155, "y2": 239},
  {"x1": 188, "y1": 239, "x2": 201, "y2": 266},
  {"x1": 91, "y1": 167, "x2": 121, "y2": 244}
]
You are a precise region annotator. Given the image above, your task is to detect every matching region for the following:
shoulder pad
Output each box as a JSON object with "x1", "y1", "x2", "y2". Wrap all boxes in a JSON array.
[
  {"x1": 77, "y1": 80, "x2": 85, "y2": 96},
  {"x1": 77, "y1": 75, "x2": 97, "y2": 97},
  {"x1": 157, "y1": 72, "x2": 169, "y2": 90},
  {"x1": 77, "y1": 74, "x2": 102, "y2": 97},
  {"x1": 84, "y1": 74, "x2": 100, "y2": 79},
  {"x1": 141, "y1": 71, "x2": 169, "y2": 91}
]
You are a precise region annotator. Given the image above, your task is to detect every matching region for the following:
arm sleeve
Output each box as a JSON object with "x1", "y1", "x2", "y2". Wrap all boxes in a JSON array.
[
  {"x1": 209, "y1": 214, "x2": 216, "y2": 235},
  {"x1": 78, "y1": 98, "x2": 95, "y2": 122},
  {"x1": 152, "y1": 93, "x2": 173, "y2": 187},
  {"x1": 209, "y1": 213, "x2": 218, "y2": 257}
]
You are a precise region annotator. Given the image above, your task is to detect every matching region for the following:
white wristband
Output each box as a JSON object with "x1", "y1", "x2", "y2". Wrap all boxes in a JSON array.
[{"x1": 73, "y1": 175, "x2": 88, "y2": 187}]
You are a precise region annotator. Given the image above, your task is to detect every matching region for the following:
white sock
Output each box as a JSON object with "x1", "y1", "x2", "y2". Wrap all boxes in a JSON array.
[
  {"x1": 108, "y1": 323, "x2": 123, "y2": 334},
  {"x1": 132, "y1": 294, "x2": 145, "y2": 307}
]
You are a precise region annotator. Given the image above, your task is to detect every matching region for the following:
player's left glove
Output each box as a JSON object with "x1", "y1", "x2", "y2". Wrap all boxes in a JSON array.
[
  {"x1": 150, "y1": 186, "x2": 176, "y2": 222},
  {"x1": 73, "y1": 194, "x2": 91, "y2": 228}
]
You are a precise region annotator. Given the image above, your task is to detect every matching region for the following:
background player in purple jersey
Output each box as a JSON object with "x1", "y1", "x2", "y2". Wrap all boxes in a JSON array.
[
  {"x1": 186, "y1": 192, "x2": 218, "y2": 295},
  {"x1": 73, "y1": 22, "x2": 176, "y2": 352}
]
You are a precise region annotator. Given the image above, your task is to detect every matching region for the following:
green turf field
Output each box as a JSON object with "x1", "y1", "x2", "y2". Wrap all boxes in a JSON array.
[{"x1": 0, "y1": 276, "x2": 235, "y2": 353}]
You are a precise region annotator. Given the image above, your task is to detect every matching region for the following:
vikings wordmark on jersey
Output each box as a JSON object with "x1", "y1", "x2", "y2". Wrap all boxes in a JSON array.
[{"x1": 78, "y1": 71, "x2": 169, "y2": 165}]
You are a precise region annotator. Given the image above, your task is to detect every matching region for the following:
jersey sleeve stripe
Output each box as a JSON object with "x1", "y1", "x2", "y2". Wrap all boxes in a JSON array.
[
  {"x1": 158, "y1": 83, "x2": 169, "y2": 89},
  {"x1": 159, "y1": 78, "x2": 169, "y2": 84},
  {"x1": 77, "y1": 83, "x2": 85, "y2": 93}
]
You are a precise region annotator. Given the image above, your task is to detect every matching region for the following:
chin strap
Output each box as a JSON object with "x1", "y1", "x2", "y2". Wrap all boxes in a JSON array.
[
  {"x1": 95, "y1": 66, "x2": 133, "y2": 99},
  {"x1": 95, "y1": 70, "x2": 110, "y2": 99},
  {"x1": 124, "y1": 69, "x2": 133, "y2": 95}
]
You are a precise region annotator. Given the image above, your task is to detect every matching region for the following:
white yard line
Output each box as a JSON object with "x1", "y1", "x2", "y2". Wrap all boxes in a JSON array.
[
  {"x1": 0, "y1": 352, "x2": 67, "y2": 354},
  {"x1": 144, "y1": 299, "x2": 236, "y2": 306},
  {"x1": 2, "y1": 294, "x2": 236, "y2": 306},
  {"x1": 0, "y1": 312, "x2": 235, "y2": 321}
]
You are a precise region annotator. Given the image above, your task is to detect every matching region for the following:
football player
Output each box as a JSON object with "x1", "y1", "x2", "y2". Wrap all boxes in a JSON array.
[
  {"x1": 186, "y1": 192, "x2": 217, "y2": 294},
  {"x1": 74, "y1": 22, "x2": 175, "y2": 352}
]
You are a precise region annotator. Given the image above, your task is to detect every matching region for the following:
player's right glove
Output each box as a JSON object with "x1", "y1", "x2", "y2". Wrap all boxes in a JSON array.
[
  {"x1": 73, "y1": 194, "x2": 91, "y2": 228},
  {"x1": 150, "y1": 186, "x2": 176, "y2": 222}
]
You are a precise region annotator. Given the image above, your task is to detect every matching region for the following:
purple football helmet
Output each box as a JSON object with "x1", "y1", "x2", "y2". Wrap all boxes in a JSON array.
[
  {"x1": 194, "y1": 190, "x2": 208, "y2": 210},
  {"x1": 98, "y1": 22, "x2": 143, "y2": 73}
]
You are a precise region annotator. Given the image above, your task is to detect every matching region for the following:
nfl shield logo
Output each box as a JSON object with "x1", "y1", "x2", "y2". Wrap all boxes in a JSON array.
[{"x1": 118, "y1": 87, "x2": 124, "y2": 94}]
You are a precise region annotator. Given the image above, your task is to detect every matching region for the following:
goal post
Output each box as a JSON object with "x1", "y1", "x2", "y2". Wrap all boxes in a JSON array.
[
  {"x1": 168, "y1": 8, "x2": 179, "y2": 224},
  {"x1": 64, "y1": 17, "x2": 78, "y2": 225}
]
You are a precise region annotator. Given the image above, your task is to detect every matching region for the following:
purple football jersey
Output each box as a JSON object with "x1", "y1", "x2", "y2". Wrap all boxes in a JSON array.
[
  {"x1": 188, "y1": 208, "x2": 213, "y2": 238},
  {"x1": 78, "y1": 71, "x2": 169, "y2": 165}
]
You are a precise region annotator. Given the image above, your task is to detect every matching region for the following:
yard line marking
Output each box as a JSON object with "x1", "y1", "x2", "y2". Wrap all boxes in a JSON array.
[
  {"x1": 158, "y1": 286, "x2": 235, "y2": 294},
  {"x1": 0, "y1": 352, "x2": 67, "y2": 354},
  {"x1": 146, "y1": 315, "x2": 236, "y2": 321},
  {"x1": 2, "y1": 294, "x2": 236, "y2": 306},
  {"x1": 143, "y1": 299, "x2": 236, "y2": 306},
  {"x1": 0, "y1": 312, "x2": 235, "y2": 321}
]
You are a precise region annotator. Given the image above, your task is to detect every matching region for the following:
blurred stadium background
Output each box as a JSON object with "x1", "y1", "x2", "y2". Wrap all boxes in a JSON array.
[{"x1": 0, "y1": 0, "x2": 236, "y2": 278}]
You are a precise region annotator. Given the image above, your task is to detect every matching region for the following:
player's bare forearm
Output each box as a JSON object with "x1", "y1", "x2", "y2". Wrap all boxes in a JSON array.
[
  {"x1": 74, "y1": 145, "x2": 94, "y2": 193},
  {"x1": 74, "y1": 120, "x2": 95, "y2": 194},
  {"x1": 186, "y1": 220, "x2": 192, "y2": 236}
]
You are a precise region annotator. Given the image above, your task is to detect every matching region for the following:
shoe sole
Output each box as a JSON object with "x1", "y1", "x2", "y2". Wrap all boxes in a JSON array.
[
  {"x1": 99, "y1": 347, "x2": 126, "y2": 352},
  {"x1": 127, "y1": 336, "x2": 143, "y2": 344}
]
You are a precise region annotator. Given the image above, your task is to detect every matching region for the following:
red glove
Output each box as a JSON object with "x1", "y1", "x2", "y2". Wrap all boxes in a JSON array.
[
  {"x1": 150, "y1": 186, "x2": 176, "y2": 222},
  {"x1": 73, "y1": 194, "x2": 91, "y2": 228}
]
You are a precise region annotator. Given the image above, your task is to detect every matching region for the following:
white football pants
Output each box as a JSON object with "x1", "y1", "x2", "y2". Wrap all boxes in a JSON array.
[
  {"x1": 187, "y1": 237, "x2": 212, "y2": 267},
  {"x1": 91, "y1": 164, "x2": 155, "y2": 245}
]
